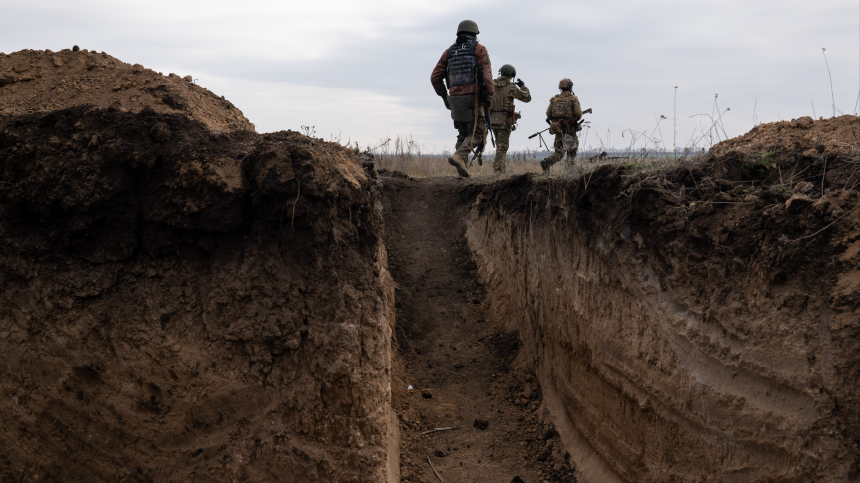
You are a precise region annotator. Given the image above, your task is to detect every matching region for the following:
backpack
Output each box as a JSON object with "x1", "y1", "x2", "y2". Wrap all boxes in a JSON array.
[{"x1": 549, "y1": 96, "x2": 574, "y2": 120}]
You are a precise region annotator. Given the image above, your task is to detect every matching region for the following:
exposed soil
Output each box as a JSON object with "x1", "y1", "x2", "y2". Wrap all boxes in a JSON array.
[
  {"x1": 381, "y1": 175, "x2": 575, "y2": 483},
  {"x1": 468, "y1": 143, "x2": 860, "y2": 481},
  {"x1": 0, "y1": 106, "x2": 395, "y2": 482},
  {"x1": 711, "y1": 115, "x2": 860, "y2": 158},
  {"x1": 0, "y1": 49, "x2": 254, "y2": 132}
]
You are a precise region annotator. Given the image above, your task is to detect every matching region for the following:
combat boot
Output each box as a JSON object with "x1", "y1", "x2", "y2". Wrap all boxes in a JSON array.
[{"x1": 448, "y1": 154, "x2": 470, "y2": 178}]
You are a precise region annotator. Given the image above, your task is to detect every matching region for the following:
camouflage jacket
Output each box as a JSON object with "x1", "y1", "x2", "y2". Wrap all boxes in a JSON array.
[
  {"x1": 490, "y1": 77, "x2": 531, "y2": 112},
  {"x1": 430, "y1": 36, "x2": 494, "y2": 98},
  {"x1": 545, "y1": 91, "x2": 582, "y2": 122}
]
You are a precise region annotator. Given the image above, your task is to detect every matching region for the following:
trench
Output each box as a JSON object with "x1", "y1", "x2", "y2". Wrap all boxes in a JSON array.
[
  {"x1": 383, "y1": 170, "x2": 859, "y2": 482},
  {"x1": 1, "y1": 103, "x2": 857, "y2": 482},
  {"x1": 383, "y1": 176, "x2": 574, "y2": 483}
]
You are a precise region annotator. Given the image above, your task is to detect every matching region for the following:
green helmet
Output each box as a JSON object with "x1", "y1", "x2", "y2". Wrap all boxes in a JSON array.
[
  {"x1": 457, "y1": 20, "x2": 479, "y2": 35},
  {"x1": 499, "y1": 64, "x2": 516, "y2": 77},
  {"x1": 559, "y1": 78, "x2": 573, "y2": 90}
]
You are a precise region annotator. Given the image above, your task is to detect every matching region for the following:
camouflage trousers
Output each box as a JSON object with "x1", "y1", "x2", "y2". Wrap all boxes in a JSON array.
[
  {"x1": 454, "y1": 115, "x2": 487, "y2": 161},
  {"x1": 543, "y1": 130, "x2": 579, "y2": 169},
  {"x1": 491, "y1": 127, "x2": 511, "y2": 172}
]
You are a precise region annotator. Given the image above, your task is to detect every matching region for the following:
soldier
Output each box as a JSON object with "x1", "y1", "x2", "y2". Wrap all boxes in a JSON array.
[
  {"x1": 430, "y1": 20, "x2": 494, "y2": 178},
  {"x1": 540, "y1": 78, "x2": 583, "y2": 172},
  {"x1": 488, "y1": 64, "x2": 531, "y2": 173}
]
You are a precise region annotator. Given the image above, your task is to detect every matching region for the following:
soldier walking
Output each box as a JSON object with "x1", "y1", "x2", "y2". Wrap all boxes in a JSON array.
[
  {"x1": 540, "y1": 78, "x2": 583, "y2": 172},
  {"x1": 431, "y1": 20, "x2": 494, "y2": 178},
  {"x1": 488, "y1": 64, "x2": 531, "y2": 173}
]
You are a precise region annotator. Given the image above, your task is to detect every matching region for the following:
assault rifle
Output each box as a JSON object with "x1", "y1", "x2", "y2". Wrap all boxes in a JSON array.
[
  {"x1": 466, "y1": 83, "x2": 496, "y2": 168},
  {"x1": 528, "y1": 108, "x2": 592, "y2": 149}
]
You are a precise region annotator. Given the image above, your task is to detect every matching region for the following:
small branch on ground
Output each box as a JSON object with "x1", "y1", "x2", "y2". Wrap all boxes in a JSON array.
[
  {"x1": 421, "y1": 426, "x2": 459, "y2": 435},
  {"x1": 427, "y1": 456, "x2": 444, "y2": 482}
]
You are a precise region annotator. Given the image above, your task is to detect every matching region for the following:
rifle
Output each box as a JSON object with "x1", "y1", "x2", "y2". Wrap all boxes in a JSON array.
[
  {"x1": 528, "y1": 108, "x2": 592, "y2": 151},
  {"x1": 465, "y1": 81, "x2": 495, "y2": 167},
  {"x1": 466, "y1": 82, "x2": 496, "y2": 167},
  {"x1": 576, "y1": 108, "x2": 593, "y2": 131},
  {"x1": 528, "y1": 128, "x2": 549, "y2": 139},
  {"x1": 483, "y1": 104, "x2": 495, "y2": 148},
  {"x1": 528, "y1": 128, "x2": 551, "y2": 151}
]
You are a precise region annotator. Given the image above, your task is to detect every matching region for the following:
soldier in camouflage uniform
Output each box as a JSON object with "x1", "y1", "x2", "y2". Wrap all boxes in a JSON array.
[
  {"x1": 540, "y1": 78, "x2": 583, "y2": 172},
  {"x1": 431, "y1": 20, "x2": 494, "y2": 178},
  {"x1": 488, "y1": 64, "x2": 531, "y2": 173}
]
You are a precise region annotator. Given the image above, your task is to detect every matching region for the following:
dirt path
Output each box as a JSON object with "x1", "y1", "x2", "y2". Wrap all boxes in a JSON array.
[{"x1": 382, "y1": 176, "x2": 575, "y2": 483}]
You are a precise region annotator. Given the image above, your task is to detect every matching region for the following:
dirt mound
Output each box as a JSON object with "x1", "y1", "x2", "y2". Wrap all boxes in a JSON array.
[
  {"x1": 711, "y1": 115, "x2": 860, "y2": 158},
  {"x1": 0, "y1": 107, "x2": 395, "y2": 482},
  {"x1": 468, "y1": 149, "x2": 860, "y2": 481},
  {"x1": 0, "y1": 48, "x2": 254, "y2": 132}
]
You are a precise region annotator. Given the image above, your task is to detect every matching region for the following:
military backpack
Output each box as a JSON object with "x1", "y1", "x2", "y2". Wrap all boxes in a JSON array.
[{"x1": 548, "y1": 95, "x2": 574, "y2": 120}]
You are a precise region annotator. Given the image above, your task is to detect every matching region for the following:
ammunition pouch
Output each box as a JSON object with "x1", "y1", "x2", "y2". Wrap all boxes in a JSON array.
[
  {"x1": 448, "y1": 95, "x2": 475, "y2": 123},
  {"x1": 489, "y1": 111, "x2": 509, "y2": 128},
  {"x1": 549, "y1": 118, "x2": 579, "y2": 135}
]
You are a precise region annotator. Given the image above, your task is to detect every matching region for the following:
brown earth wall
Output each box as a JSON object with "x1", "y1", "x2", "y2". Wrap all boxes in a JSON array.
[
  {"x1": 466, "y1": 169, "x2": 859, "y2": 482},
  {"x1": 0, "y1": 107, "x2": 397, "y2": 482}
]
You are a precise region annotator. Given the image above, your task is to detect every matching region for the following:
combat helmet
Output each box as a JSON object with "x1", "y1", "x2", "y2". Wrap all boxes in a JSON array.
[
  {"x1": 457, "y1": 20, "x2": 479, "y2": 35},
  {"x1": 558, "y1": 78, "x2": 573, "y2": 91},
  {"x1": 499, "y1": 64, "x2": 516, "y2": 78}
]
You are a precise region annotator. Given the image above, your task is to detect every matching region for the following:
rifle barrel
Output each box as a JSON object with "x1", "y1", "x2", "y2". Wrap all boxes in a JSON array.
[{"x1": 528, "y1": 127, "x2": 549, "y2": 139}]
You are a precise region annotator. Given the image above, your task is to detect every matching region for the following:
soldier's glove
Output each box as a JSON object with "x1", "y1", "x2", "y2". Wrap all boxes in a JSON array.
[
  {"x1": 516, "y1": 79, "x2": 525, "y2": 88},
  {"x1": 442, "y1": 96, "x2": 451, "y2": 110}
]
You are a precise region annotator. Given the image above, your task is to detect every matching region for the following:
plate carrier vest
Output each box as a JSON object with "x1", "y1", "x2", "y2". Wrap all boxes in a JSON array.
[
  {"x1": 446, "y1": 38, "x2": 478, "y2": 88},
  {"x1": 489, "y1": 80, "x2": 515, "y2": 128}
]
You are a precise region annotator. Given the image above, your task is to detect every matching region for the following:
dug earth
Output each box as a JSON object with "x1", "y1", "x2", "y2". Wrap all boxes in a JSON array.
[{"x1": 0, "y1": 107, "x2": 398, "y2": 482}]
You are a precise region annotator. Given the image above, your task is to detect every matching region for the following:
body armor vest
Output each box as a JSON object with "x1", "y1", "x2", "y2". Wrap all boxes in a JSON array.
[
  {"x1": 549, "y1": 94, "x2": 575, "y2": 120},
  {"x1": 490, "y1": 80, "x2": 514, "y2": 112},
  {"x1": 447, "y1": 38, "x2": 477, "y2": 88},
  {"x1": 489, "y1": 79, "x2": 515, "y2": 128}
]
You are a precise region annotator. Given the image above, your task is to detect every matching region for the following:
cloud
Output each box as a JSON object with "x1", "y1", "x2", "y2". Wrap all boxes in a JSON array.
[{"x1": 1, "y1": 0, "x2": 858, "y2": 153}]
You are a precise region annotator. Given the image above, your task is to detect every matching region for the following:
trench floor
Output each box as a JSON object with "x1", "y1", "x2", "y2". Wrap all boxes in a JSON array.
[{"x1": 382, "y1": 176, "x2": 576, "y2": 483}]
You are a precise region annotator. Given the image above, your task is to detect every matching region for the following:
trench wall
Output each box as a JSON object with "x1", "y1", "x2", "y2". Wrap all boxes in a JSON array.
[
  {"x1": 0, "y1": 108, "x2": 398, "y2": 482},
  {"x1": 466, "y1": 171, "x2": 859, "y2": 482}
]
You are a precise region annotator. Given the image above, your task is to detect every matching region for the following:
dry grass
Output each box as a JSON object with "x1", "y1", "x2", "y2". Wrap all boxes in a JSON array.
[
  {"x1": 370, "y1": 135, "x2": 699, "y2": 179},
  {"x1": 367, "y1": 135, "x2": 544, "y2": 178},
  {"x1": 375, "y1": 153, "x2": 542, "y2": 178}
]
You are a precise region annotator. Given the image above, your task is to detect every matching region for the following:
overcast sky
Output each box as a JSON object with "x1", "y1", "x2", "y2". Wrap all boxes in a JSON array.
[{"x1": 2, "y1": 0, "x2": 858, "y2": 154}]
